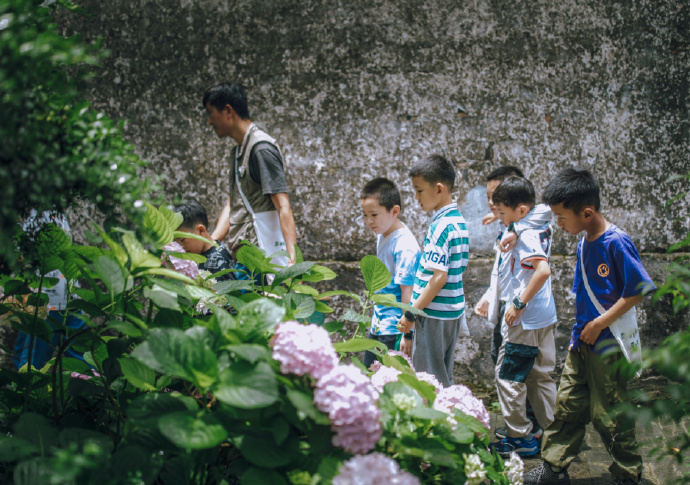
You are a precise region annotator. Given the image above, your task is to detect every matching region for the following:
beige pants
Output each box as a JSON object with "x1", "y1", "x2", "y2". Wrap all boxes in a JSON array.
[{"x1": 495, "y1": 322, "x2": 557, "y2": 438}]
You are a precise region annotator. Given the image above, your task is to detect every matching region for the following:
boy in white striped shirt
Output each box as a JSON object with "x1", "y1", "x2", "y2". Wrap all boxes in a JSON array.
[{"x1": 398, "y1": 154, "x2": 469, "y2": 387}]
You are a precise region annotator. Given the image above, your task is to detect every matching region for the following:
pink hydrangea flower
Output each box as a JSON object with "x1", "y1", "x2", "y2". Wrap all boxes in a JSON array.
[
  {"x1": 333, "y1": 453, "x2": 420, "y2": 485},
  {"x1": 415, "y1": 372, "x2": 442, "y2": 393},
  {"x1": 162, "y1": 241, "x2": 199, "y2": 279},
  {"x1": 314, "y1": 364, "x2": 382, "y2": 454},
  {"x1": 70, "y1": 370, "x2": 101, "y2": 381},
  {"x1": 370, "y1": 365, "x2": 402, "y2": 393},
  {"x1": 271, "y1": 321, "x2": 338, "y2": 380},
  {"x1": 368, "y1": 350, "x2": 414, "y2": 372},
  {"x1": 433, "y1": 384, "x2": 491, "y2": 430}
]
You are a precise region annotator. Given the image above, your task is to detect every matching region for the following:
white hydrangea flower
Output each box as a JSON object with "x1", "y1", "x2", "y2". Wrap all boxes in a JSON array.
[{"x1": 463, "y1": 453, "x2": 487, "y2": 485}]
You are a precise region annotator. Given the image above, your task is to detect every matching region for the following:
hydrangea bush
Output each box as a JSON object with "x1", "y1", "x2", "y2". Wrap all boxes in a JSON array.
[{"x1": 0, "y1": 204, "x2": 516, "y2": 484}]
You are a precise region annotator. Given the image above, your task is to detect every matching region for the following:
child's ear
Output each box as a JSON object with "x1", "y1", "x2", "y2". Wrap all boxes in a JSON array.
[
  {"x1": 196, "y1": 223, "x2": 208, "y2": 235},
  {"x1": 391, "y1": 205, "x2": 401, "y2": 217},
  {"x1": 436, "y1": 182, "x2": 444, "y2": 194},
  {"x1": 582, "y1": 207, "x2": 595, "y2": 221}
]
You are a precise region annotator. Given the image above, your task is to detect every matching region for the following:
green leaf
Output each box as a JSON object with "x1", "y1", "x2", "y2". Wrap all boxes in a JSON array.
[
  {"x1": 333, "y1": 337, "x2": 387, "y2": 353},
  {"x1": 322, "y1": 321, "x2": 345, "y2": 333},
  {"x1": 66, "y1": 299, "x2": 105, "y2": 317},
  {"x1": 158, "y1": 412, "x2": 228, "y2": 450},
  {"x1": 360, "y1": 255, "x2": 391, "y2": 293},
  {"x1": 107, "y1": 320, "x2": 142, "y2": 337},
  {"x1": 0, "y1": 437, "x2": 39, "y2": 462},
  {"x1": 317, "y1": 290, "x2": 362, "y2": 304},
  {"x1": 341, "y1": 309, "x2": 370, "y2": 325},
  {"x1": 271, "y1": 261, "x2": 315, "y2": 288},
  {"x1": 237, "y1": 299, "x2": 286, "y2": 337},
  {"x1": 118, "y1": 356, "x2": 157, "y2": 390},
  {"x1": 291, "y1": 284, "x2": 319, "y2": 297},
  {"x1": 165, "y1": 251, "x2": 207, "y2": 264},
  {"x1": 58, "y1": 428, "x2": 114, "y2": 453},
  {"x1": 122, "y1": 232, "x2": 162, "y2": 270},
  {"x1": 160, "y1": 204, "x2": 184, "y2": 232},
  {"x1": 241, "y1": 467, "x2": 289, "y2": 485},
  {"x1": 214, "y1": 279, "x2": 254, "y2": 295},
  {"x1": 214, "y1": 361, "x2": 278, "y2": 409},
  {"x1": 285, "y1": 389, "x2": 330, "y2": 425},
  {"x1": 223, "y1": 344, "x2": 269, "y2": 364},
  {"x1": 236, "y1": 433, "x2": 295, "y2": 468},
  {"x1": 407, "y1": 407, "x2": 448, "y2": 420},
  {"x1": 13, "y1": 413, "x2": 59, "y2": 452},
  {"x1": 139, "y1": 267, "x2": 195, "y2": 284},
  {"x1": 131, "y1": 328, "x2": 218, "y2": 389},
  {"x1": 299, "y1": 264, "x2": 338, "y2": 282},
  {"x1": 186, "y1": 285, "x2": 217, "y2": 300},
  {"x1": 172, "y1": 231, "x2": 213, "y2": 245},
  {"x1": 94, "y1": 225, "x2": 129, "y2": 267},
  {"x1": 93, "y1": 254, "x2": 128, "y2": 296},
  {"x1": 143, "y1": 202, "x2": 174, "y2": 248},
  {"x1": 144, "y1": 284, "x2": 181, "y2": 311}
]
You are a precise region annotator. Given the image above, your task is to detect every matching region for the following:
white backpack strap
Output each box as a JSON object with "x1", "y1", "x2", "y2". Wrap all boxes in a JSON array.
[
  {"x1": 579, "y1": 236, "x2": 606, "y2": 315},
  {"x1": 234, "y1": 148, "x2": 255, "y2": 219}
]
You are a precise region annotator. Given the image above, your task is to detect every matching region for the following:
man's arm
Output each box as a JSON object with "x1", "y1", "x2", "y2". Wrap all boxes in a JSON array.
[
  {"x1": 211, "y1": 196, "x2": 231, "y2": 242},
  {"x1": 579, "y1": 293, "x2": 644, "y2": 345},
  {"x1": 270, "y1": 192, "x2": 297, "y2": 265},
  {"x1": 399, "y1": 284, "x2": 414, "y2": 356},
  {"x1": 398, "y1": 269, "x2": 447, "y2": 332},
  {"x1": 504, "y1": 258, "x2": 551, "y2": 326},
  {"x1": 499, "y1": 204, "x2": 552, "y2": 252}
]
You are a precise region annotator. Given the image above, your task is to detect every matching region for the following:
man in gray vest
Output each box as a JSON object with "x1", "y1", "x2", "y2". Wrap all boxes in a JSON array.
[{"x1": 202, "y1": 81, "x2": 297, "y2": 268}]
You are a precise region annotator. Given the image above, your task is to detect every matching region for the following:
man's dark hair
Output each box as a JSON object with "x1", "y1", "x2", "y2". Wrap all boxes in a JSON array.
[
  {"x1": 175, "y1": 202, "x2": 208, "y2": 230},
  {"x1": 542, "y1": 168, "x2": 600, "y2": 213},
  {"x1": 487, "y1": 165, "x2": 524, "y2": 182},
  {"x1": 202, "y1": 82, "x2": 250, "y2": 119},
  {"x1": 409, "y1": 154, "x2": 455, "y2": 190},
  {"x1": 360, "y1": 177, "x2": 402, "y2": 211},
  {"x1": 491, "y1": 176, "x2": 536, "y2": 209}
]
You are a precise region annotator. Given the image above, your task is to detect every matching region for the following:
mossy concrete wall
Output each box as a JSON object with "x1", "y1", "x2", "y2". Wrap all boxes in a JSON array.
[{"x1": 52, "y1": 0, "x2": 689, "y2": 383}]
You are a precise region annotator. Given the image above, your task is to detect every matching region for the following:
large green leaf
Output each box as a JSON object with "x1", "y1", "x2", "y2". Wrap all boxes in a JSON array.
[
  {"x1": 285, "y1": 389, "x2": 330, "y2": 425},
  {"x1": 223, "y1": 344, "x2": 269, "y2": 364},
  {"x1": 13, "y1": 413, "x2": 59, "y2": 453},
  {"x1": 118, "y1": 356, "x2": 157, "y2": 391},
  {"x1": 94, "y1": 225, "x2": 129, "y2": 267},
  {"x1": 158, "y1": 412, "x2": 228, "y2": 450},
  {"x1": 236, "y1": 432, "x2": 296, "y2": 468},
  {"x1": 143, "y1": 202, "x2": 174, "y2": 248},
  {"x1": 236, "y1": 242, "x2": 275, "y2": 274},
  {"x1": 144, "y1": 284, "x2": 181, "y2": 311},
  {"x1": 360, "y1": 255, "x2": 391, "y2": 293},
  {"x1": 58, "y1": 428, "x2": 114, "y2": 453},
  {"x1": 271, "y1": 262, "x2": 314, "y2": 288},
  {"x1": 93, "y1": 254, "x2": 128, "y2": 296},
  {"x1": 213, "y1": 279, "x2": 254, "y2": 295},
  {"x1": 131, "y1": 328, "x2": 218, "y2": 389},
  {"x1": 241, "y1": 467, "x2": 289, "y2": 485},
  {"x1": 0, "y1": 437, "x2": 38, "y2": 462},
  {"x1": 317, "y1": 290, "x2": 362, "y2": 304},
  {"x1": 237, "y1": 299, "x2": 285, "y2": 337},
  {"x1": 214, "y1": 361, "x2": 278, "y2": 409},
  {"x1": 12, "y1": 457, "x2": 52, "y2": 485},
  {"x1": 333, "y1": 337, "x2": 387, "y2": 353},
  {"x1": 122, "y1": 232, "x2": 162, "y2": 270},
  {"x1": 299, "y1": 264, "x2": 338, "y2": 282},
  {"x1": 398, "y1": 374, "x2": 437, "y2": 404},
  {"x1": 341, "y1": 309, "x2": 370, "y2": 325},
  {"x1": 160, "y1": 204, "x2": 184, "y2": 232},
  {"x1": 36, "y1": 223, "x2": 71, "y2": 274},
  {"x1": 139, "y1": 267, "x2": 195, "y2": 284},
  {"x1": 127, "y1": 393, "x2": 198, "y2": 420},
  {"x1": 165, "y1": 251, "x2": 207, "y2": 264}
]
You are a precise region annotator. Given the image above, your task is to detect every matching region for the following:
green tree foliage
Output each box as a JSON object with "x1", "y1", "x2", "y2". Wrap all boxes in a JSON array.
[{"x1": 0, "y1": 0, "x2": 159, "y2": 269}]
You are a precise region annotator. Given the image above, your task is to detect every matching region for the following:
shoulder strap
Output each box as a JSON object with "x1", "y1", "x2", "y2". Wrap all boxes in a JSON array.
[
  {"x1": 579, "y1": 236, "x2": 606, "y2": 315},
  {"x1": 234, "y1": 149, "x2": 255, "y2": 218}
]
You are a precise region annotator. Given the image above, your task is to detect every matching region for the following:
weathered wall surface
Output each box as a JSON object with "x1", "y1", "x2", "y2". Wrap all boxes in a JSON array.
[{"x1": 51, "y1": 0, "x2": 689, "y2": 382}]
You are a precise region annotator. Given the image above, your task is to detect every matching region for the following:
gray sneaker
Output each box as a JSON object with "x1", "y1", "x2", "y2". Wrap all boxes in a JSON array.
[
  {"x1": 523, "y1": 461, "x2": 570, "y2": 485},
  {"x1": 495, "y1": 425, "x2": 543, "y2": 441}
]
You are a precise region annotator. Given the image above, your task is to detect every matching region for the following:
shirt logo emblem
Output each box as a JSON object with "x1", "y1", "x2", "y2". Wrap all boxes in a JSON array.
[{"x1": 597, "y1": 264, "x2": 610, "y2": 277}]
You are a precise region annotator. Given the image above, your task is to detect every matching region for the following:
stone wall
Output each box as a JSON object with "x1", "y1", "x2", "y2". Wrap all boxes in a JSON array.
[{"x1": 49, "y1": 0, "x2": 689, "y2": 382}]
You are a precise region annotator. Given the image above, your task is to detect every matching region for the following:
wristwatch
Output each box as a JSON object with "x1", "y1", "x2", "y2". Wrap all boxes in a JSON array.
[
  {"x1": 404, "y1": 310, "x2": 418, "y2": 323},
  {"x1": 512, "y1": 296, "x2": 527, "y2": 310}
]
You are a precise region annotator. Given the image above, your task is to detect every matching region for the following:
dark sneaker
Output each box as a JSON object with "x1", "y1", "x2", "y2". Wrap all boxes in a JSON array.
[
  {"x1": 610, "y1": 475, "x2": 641, "y2": 485},
  {"x1": 495, "y1": 426, "x2": 543, "y2": 441},
  {"x1": 491, "y1": 434, "x2": 539, "y2": 457},
  {"x1": 524, "y1": 461, "x2": 570, "y2": 485}
]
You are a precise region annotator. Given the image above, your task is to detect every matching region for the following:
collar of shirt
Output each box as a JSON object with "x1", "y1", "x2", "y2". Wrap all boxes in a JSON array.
[{"x1": 430, "y1": 203, "x2": 457, "y2": 223}]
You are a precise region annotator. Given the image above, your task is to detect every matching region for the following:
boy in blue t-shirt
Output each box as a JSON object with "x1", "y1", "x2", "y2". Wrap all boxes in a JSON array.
[
  {"x1": 525, "y1": 168, "x2": 655, "y2": 485},
  {"x1": 360, "y1": 178, "x2": 421, "y2": 368},
  {"x1": 398, "y1": 154, "x2": 470, "y2": 388}
]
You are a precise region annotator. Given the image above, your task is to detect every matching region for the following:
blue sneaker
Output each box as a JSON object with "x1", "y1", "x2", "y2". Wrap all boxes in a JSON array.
[{"x1": 491, "y1": 434, "x2": 539, "y2": 457}]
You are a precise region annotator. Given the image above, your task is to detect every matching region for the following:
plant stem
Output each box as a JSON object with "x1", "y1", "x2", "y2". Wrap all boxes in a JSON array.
[{"x1": 23, "y1": 273, "x2": 45, "y2": 414}]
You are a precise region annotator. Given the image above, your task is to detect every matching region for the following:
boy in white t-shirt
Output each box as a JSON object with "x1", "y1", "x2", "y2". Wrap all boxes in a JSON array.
[
  {"x1": 360, "y1": 178, "x2": 421, "y2": 368},
  {"x1": 489, "y1": 176, "x2": 558, "y2": 458}
]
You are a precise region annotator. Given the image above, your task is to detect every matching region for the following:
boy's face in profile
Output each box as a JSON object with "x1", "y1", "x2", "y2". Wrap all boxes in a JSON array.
[
  {"x1": 494, "y1": 202, "x2": 524, "y2": 226},
  {"x1": 486, "y1": 179, "x2": 502, "y2": 217},
  {"x1": 411, "y1": 176, "x2": 443, "y2": 212},
  {"x1": 550, "y1": 203, "x2": 586, "y2": 235},
  {"x1": 361, "y1": 197, "x2": 399, "y2": 237},
  {"x1": 175, "y1": 226, "x2": 208, "y2": 254}
]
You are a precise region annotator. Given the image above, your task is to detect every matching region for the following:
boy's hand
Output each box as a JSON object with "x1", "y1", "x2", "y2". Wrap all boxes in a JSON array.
[
  {"x1": 474, "y1": 299, "x2": 489, "y2": 317},
  {"x1": 499, "y1": 231, "x2": 518, "y2": 252},
  {"x1": 397, "y1": 315, "x2": 415, "y2": 333},
  {"x1": 400, "y1": 337, "x2": 413, "y2": 357},
  {"x1": 504, "y1": 306, "x2": 522, "y2": 327},
  {"x1": 482, "y1": 212, "x2": 498, "y2": 225},
  {"x1": 580, "y1": 319, "x2": 605, "y2": 345}
]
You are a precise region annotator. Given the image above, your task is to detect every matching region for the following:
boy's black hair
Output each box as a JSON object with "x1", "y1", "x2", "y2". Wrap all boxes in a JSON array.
[
  {"x1": 175, "y1": 202, "x2": 208, "y2": 230},
  {"x1": 409, "y1": 154, "x2": 455, "y2": 190},
  {"x1": 360, "y1": 177, "x2": 402, "y2": 211},
  {"x1": 487, "y1": 165, "x2": 524, "y2": 182},
  {"x1": 202, "y1": 82, "x2": 250, "y2": 119},
  {"x1": 542, "y1": 168, "x2": 600, "y2": 213},
  {"x1": 491, "y1": 176, "x2": 536, "y2": 209}
]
